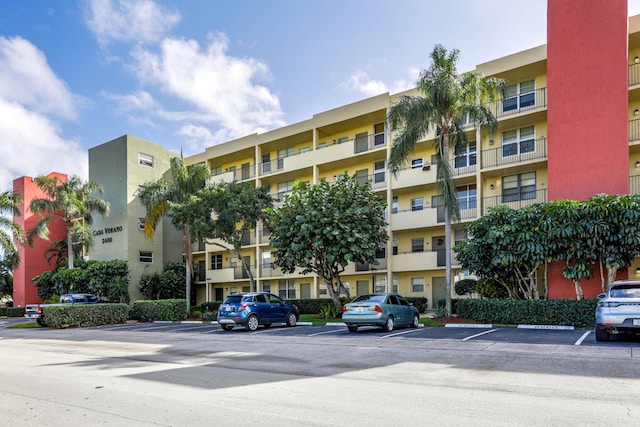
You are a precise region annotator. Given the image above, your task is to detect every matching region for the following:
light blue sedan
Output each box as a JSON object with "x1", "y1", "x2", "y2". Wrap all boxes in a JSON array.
[{"x1": 342, "y1": 293, "x2": 420, "y2": 332}]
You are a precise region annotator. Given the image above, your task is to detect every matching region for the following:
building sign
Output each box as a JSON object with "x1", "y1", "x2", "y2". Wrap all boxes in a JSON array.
[{"x1": 93, "y1": 225, "x2": 123, "y2": 244}]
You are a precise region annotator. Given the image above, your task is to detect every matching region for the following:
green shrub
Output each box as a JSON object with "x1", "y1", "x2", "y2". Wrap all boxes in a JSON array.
[
  {"x1": 129, "y1": 299, "x2": 188, "y2": 322},
  {"x1": 200, "y1": 301, "x2": 221, "y2": 312},
  {"x1": 6, "y1": 307, "x2": 25, "y2": 317},
  {"x1": 436, "y1": 298, "x2": 459, "y2": 313},
  {"x1": 457, "y1": 298, "x2": 597, "y2": 328},
  {"x1": 406, "y1": 297, "x2": 428, "y2": 313},
  {"x1": 202, "y1": 311, "x2": 217, "y2": 322},
  {"x1": 44, "y1": 304, "x2": 129, "y2": 328},
  {"x1": 287, "y1": 298, "x2": 335, "y2": 314},
  {"x1": 475, "y1": 278, "x2": 509, "y2": 299},
  {"x1": 319, "y1": 304, "x2": 338, "y2": 319},
  {"x1": 455, "y1": 279, "x2": 477, "y2": 296}
]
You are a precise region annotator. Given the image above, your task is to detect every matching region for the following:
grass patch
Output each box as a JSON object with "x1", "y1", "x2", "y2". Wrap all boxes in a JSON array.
[
  {"x1": 299, "y1": 314, "x2": 342, "y2": 325},
  {"x1": 7, "y1": 322, "x2": 41, "y2": 329},
  {"x1": 420, "y1": 317, "x2": 446, "y2": 327}
]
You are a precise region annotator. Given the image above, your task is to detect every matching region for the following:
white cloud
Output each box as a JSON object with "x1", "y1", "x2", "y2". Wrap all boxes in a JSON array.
[
  {"x1": 0, "y1": 100, "x2": 87, "y2": 192},
  {"x1": 0, "y1": 36, "x2": 86, "y2": 191},
  {"x1": 130, "y1": 33, "x2": 285, "y2": 147},
  {"x1": 343, "y1": 69, "x2": 417, "y2": 97},
  {"x1": 84, "y1": 0, "x2": 181, "y2": 46},
  {"x1": 0, "y1": 36, "x2": 77, "y2": 119}
]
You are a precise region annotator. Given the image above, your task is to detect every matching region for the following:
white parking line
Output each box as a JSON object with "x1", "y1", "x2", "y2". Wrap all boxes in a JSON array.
[
  {"x1": 574, "y1": 330, "x2": 592, "y2": 346},
  {"x1": 307, "y1": 328, "x2": 345, "y2": 337},
  {"x1": 381, "y1": 328, "x2": 424, "y2": 338},
  {"x1": 462, "y1": 328, "x2": 499, "y2": 341}
]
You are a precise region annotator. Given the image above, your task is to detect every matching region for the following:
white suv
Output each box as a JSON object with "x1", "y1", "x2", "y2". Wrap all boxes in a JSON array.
[{"x1": 595, "y1": 280, "x2": 640, "y2": 342}]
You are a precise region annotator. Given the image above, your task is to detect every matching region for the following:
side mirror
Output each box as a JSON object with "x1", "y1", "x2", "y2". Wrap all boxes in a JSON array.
[{"x1": 597, "y1": 293, "x2": 606, "y2": 299}]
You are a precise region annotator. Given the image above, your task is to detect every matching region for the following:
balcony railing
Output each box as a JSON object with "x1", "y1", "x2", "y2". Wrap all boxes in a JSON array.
[
  {"x1": 355, "y1": 171, "x2": 387, "y2": 190},
  {"x1": 482, "y1": 137, "x2": 547, "y2": 168},
  {"x1": 482, "y1": 188, "x2": 547, "y2": 215},
  {"x1": 630, "y1": 63, "x2": 640, "y2": 86},
  {"x1": 630, "y1": 119, "x2": 640, "y2": 142},
  {"x1": 211, "y1": 164, "x2": 256, "y2": 182},
  {"x1": 485, "y1": 87, "x2": 547, "y2": 119},
  {"x1": 354, "y1": 132, "x2": 386, "y2": 153},
  {"x1": 630, "y1": 175, "x2": 640, "y2": 194}
]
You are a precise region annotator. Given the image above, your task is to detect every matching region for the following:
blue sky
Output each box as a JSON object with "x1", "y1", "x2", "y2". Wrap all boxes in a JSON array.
[{"x1": 1, "y1": 0, "x2": 639, "y2": 191}]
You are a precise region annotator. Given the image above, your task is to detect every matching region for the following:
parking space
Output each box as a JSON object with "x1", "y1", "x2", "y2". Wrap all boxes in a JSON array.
[{"x1": 31, "y1": 321, "x2": 640, "y2": 348}]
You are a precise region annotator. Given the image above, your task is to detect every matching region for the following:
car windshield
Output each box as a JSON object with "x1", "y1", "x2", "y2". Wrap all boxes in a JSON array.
[
  {"x1": 352, "y1": 295, "x2": 385, "y2": 303},
  {"x1": 610, "y1": 286, "x2": 640, "y2": 298},
  {"x1": 223, "y1": 295, "x2": 243, "y2": 304}
]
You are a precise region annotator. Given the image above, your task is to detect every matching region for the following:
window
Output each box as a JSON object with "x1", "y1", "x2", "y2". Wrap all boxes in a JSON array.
[
  {"x1": 277, "y1": 148, "x2": 294, "y2": 169},
  {"x1": 262, "y1": 250, "x2": 271, "y2": 268},
  {"x1": 138, "y1": 153, "x2": 154, "y2": 167},
  {"x1": 211, "y1": 254, "x2": 222, "y2": 270},
  {"x1": 138, "y1": 218, "x2": 145, "y2": 231},
  {"x1": 262, "y1": 153, "x2": 271, "y2": 174},
  {"x1": 211, "y1": 165, "x2": 222, "y2": 175},
  {"x1": 337, "y1": 136, "x2": 349, "y2": 144},
  {"x1": 392, "y1": 196, "x2": 398, "y2": 214},
  {"x1": 278, "y1": 280, "x2": 296, "y2": 299},
  {"x1": 355, "y1": 169, "x2": 368, "y2": 186},
  {"x1": 411, "y1": 237, "x2": 424, "y2": 253},
  {"x1": 241, "y1": 163, "x2": 251, "y2": 180},
  {"x1": 139, "y1": 251, "x2": 153, "y2": 263},
  {"x1": 374, "y1": 123, "x2": 385, "y2": 146},
  {"x1": 503, "y1": 79, "x2": 535, "y2": 112},
  {"x1": 457, "y1": 184, "x2": 477, "y2": 210},
  {"x1": 277, "y1": 181, "x2": 294, "y2": 201},
  {"x1": 502, "y1": 126, "x2": 535, "y2": 157},
  {"x1": 411, "y1": 158, "x2": 423, "y2": 169},
  {"x1": 503, "y1": 172, "x2": 536, "y2": 202},
  {"x1": 318, "y1": 142, "x2": 327, "y2": 149},
  {"x1": 262, "y1": 282, "x2": 271, "y2": 293},
  {"x1": 454, "y1": 228, "x2": 468, "y2": 247},
  {"x1": 411, "y1": 277, "x2": 425, "y2": 293},
  {"x1": 299, "y1": 147, "x2": 310, "y2": 154},
  {"x1": 454, "y1": 141, "x2": 477, "y2": 168},
  {"x1": 374, "y1": 160, "x2": 385, "y2": 184},
  {"x1": 411, "y1": 197, "x2": 424, "y2": 212}
]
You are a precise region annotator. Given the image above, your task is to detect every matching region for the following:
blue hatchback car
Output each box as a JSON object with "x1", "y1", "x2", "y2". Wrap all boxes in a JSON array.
[{"x1": 217, "y1": 292, "x2": 299, "y2": 331}]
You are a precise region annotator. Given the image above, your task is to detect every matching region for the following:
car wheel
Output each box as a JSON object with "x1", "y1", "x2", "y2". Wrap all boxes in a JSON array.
[
  {"x1": 263, "y1": 323, "x2": 272, "y2": 329},
  {"x1": 36, "y1": 318, "x2": 47, "y2": 327},
  {"x1": 382, "y1": 316, "x2": 394, "y2": 332},
  {"x1": 285, "y1": 311, "x2": 297, "y2": 327},
  {"x1": 595, "y1": 326, "x2": 610, "y2": 342},
  {"x1": 221, "y1": 324, "x2": 233, "y2": 331},
  {"x1": 245, "y1": 315, "x2": 260, "y2": 331},
  {"x1": 348, "y1": 325, "x2": 358, "y2": 333},
  {"x1": 410, "y1": 314, "x2": 419, "y2": 328}
]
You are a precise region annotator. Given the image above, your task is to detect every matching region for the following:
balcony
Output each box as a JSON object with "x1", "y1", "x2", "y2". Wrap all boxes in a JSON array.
[
  {"x1": 482, "y1": 188, "x2": 547, "y2": 214},
  {"x1": 630, "y1": 63, "x2": 640, "y2": 86},
  {"x1": 356, "y1": 171, "x2": 387, "y2": 190},
  {"x1": 391, "y1": 164, "x2": 437, "y2": 189},
  {"x1": 354, "y1": 132, "x2": 386, "y2": 153},
  {"x1": 630, "y1": 175, "x2": 640, "y2": 194},
  {"x1": 391, "y1": 207, "x2": 439, "y2": 231},
  {"x1": 482, "y1": 137, "x2": 547, "y2": 168},
  {"x1": 392, "y1": 251, "x2": 440, "y2": 272},
  {"x1": 487, "y1": 87, "x2": 547, "y2": 119},
  {"x1": 630, "y1": 119, "x2": 640, "y2": 142}
]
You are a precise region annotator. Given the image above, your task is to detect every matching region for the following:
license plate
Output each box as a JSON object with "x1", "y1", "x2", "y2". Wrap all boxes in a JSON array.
[
  {"x1": 633, "y1": 319, "x2": 640, "y2": 326},
  {"x1": 25, "y1": 314, "x2": 38, "y2": 318},
  {"x1": 225, "y1": 306, "x2": 233, "y2": 311},
  {"x1": 356, "y1": 307, "x2": 364, "y2": 313}
]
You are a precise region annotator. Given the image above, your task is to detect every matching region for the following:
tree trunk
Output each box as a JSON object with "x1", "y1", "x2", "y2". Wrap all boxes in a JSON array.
[
  {"x1": 606, "y1": 266, "x2": 617, "y2": 293},
  {"x1": 442, "y1": 136, "x2": 453, "y2": 317},
  {"x1": 324, "y1": 277, "x2": 342, "y2": 309},
  {"x1": 184, "y1": 225, "x2": 193, "y2": 314},
  {"x1": 66, "y1": 227, "x2": 74, "y2": 271},
  {"x1": 574, "y1": 280, "x2": 584, "y2": 300}
]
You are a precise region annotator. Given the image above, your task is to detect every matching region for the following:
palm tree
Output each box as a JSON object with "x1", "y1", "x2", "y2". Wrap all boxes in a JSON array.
[
  {"x1": 27, "y1": 175, "x2": 110, "y2": 270},
  {"x1": 0, "y1": 190, "x2": 24, "y2": 263},
  {"x1": 387, "y1": 45, "x2": 504, "y2": 315},
  {"x1": 138, "y1": 156, "x2": 210, "y2": 313}
]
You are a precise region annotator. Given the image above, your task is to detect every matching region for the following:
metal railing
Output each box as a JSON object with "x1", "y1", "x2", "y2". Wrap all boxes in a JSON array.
[
  {"x1": 630, "y1": 119, "x2": 640, "y2": 142},
  {"x1": 630, "y1": 63, "x2": 640, "y2": 86},
  {"x1": 482, "y1": 137, "x2": 547, "y2": 168},
  {"x1": 354, "y1": 132, "x2": 386, "y2": 154},
  {"x1": 482, "y1": 188, "x2": 547, "y2": 214}
]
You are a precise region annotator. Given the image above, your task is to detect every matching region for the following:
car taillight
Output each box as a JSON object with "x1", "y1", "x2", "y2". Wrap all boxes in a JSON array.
[
  {"x1": 38, "y1": 306, "x2": 43, "y2": 313},
  {"x1": 239, "y1": 303, "x2": 249, "y2": 311},
  {"x1": 598, "y1": 301, "x2": 620, "y2": 308},
  {"x1": 342, "y1": 306, "x2": 348, "y2": 313},
  {"x1": 374, "y1": 305, "x2": 383, "y2": 313}
]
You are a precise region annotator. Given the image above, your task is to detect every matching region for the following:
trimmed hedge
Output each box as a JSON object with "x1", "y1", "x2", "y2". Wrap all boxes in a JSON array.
[
  {"x1": 457, "y1": 298, "x2": 598, "y2": 328},
  {"x1": 130, "y1": 299, "x2": 188, "y2": 322},
  {"x1": 44, "y1": 304, "x2": 129, "y2": 328},
  {"x1": 406, "y1": 297, "x2": 429, "y2": 314},
  {"x1": 1, "y1": 307, "x2": 25, "y2": 317}
]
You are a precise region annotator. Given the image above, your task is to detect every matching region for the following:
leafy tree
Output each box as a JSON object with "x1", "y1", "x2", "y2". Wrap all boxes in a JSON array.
[
  {"x1": 455, "y1": 205, "x2": 547, "y2": 299},
  {"x1": 138, "y1": 156, "x2": 210, "y2": 313},
  {"x1": 0, "y1": 190, "x2": 23, "y2": 264},
  {"x1": 266, "y1": 172, "x2": 388, "y2": 309},
  {"x1": 454, "y1": 278, "x2": 477, "y2": 297},
  {"x1": 27, "y1": 175, "x2": 109, "y2": 269},
  {"x1": 138, "y1": 262, "x2": 186, "y2": 300},
  {"x1": 172, "y1": 181, "x2": 273, "y2": 292},
  {"x1": 387, "y1": 45, "x2": 504, "y2": 315},
  {"x1": 0, "y1": 251, "x2": 19, "y2": 299}
]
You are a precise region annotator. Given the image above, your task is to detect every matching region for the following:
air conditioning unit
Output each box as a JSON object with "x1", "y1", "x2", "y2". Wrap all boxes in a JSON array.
[{"x1": 422, "y1": 165, "x2": 431, "y2": 171}]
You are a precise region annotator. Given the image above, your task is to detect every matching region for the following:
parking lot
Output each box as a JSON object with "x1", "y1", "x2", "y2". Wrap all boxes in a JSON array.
[{"x1": 44, "y1": 320, "x2": 638, "y2": 348}]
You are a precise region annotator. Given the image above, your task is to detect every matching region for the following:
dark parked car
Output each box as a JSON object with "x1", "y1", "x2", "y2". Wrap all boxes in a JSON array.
[
  {"x1": 217, "y1": 292, "x2": 299, "y2": 331},
  {"x1": 595, "y1": 280, "x2": 640, "y2": 341},
  {"x1": 342, "y1": 293, "x2": 420, "y2": 332},
  {"x1": 24, "y1": 293, "x2": 104, "y2": 327}
]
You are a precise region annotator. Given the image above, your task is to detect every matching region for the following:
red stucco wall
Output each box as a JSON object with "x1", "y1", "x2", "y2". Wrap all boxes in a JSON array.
[
  {"x1": 12, "y1": 173, "x2": 68, "y2": 307},
  {"x1": 547, "y1": 0, "x2": 629, "y2": 201},
  {"x1": 547, "y1": 0, "x2": 629, "y2": 298}
]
